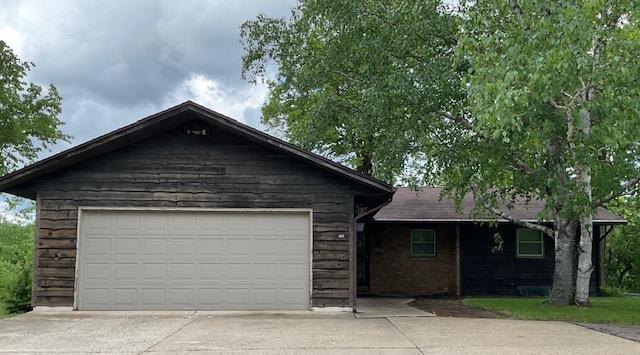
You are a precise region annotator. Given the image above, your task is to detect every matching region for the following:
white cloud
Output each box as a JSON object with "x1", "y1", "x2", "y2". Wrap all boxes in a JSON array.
[
  {"x1": 0, "y1": 0, "x2": 294, "y2": 163},
  {"x1": 165, "y1": 74, "x2": 268, "y2": 124}
]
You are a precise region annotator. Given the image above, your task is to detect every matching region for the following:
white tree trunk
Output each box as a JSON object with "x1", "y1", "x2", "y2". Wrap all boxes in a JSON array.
[
  {"x1": 576, "y1": 213, "x2": 594, "y2": 305},
  {"x1": 549, "y1": 217, "x2": 578, "y2": 305},
  {"x1": 574, "y1": 105, "x2": 594, "y2": 306}
]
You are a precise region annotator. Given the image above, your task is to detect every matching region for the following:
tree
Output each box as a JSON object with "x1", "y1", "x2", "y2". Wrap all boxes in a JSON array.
[
  {"x1": 606, "y1": 196, "x2": 640, "y2": 292},
  {"x1": 0, "y1": 219, "x2": 34, "y2": 313},
  {"x1": 0, "y1": 40, "x2": 67, "y2": 175},
  {"x1": 241, "y1": 0, "x2": 461, "y2": 180},
  {"x1": 448, "y1": 0, "x2": 640, "y2": 306},
  {"x1": 241, "y1": 0, "x2": 640, "y2": 306}
]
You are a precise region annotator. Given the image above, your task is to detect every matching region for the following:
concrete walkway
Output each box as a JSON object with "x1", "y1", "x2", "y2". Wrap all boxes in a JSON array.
[
  {"x1": 355, "y1": 297, "x2": 434, "y2": 318},
  {"x1": 0, "y1": 311, "x2": 638, "y2": 354}
]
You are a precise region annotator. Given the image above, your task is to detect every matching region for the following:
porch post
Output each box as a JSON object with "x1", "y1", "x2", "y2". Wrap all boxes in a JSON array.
[{"x1": 455, "y1": 225, "x2": 461, "y2": 296}]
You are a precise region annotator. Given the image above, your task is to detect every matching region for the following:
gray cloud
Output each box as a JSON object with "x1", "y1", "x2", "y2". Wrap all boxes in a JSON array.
[{"x1": 0, "y1": 0, "x2": 294, "y2": 153}]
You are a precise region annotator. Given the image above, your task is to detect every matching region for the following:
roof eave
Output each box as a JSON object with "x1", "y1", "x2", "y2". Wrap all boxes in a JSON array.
[{"x1": 0, "y1": 101, "x2": 395, "y2": 195}]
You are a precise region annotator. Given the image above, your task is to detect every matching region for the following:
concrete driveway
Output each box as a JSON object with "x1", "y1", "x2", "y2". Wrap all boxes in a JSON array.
[{"x1": 0, "y1": 311, "x2": 638, "y2": 354}]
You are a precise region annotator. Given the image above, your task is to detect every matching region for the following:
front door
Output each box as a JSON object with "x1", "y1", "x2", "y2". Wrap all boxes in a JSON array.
[{"x1": 356, "y1": 231, "x2": 369, "y2": 288}]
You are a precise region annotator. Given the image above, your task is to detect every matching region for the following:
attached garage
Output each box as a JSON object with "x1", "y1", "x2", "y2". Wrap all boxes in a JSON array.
[
  {"x1": 77, "y1": 209, "x2": 311, "y2": 310},
  {"x1": 0, "y1": 102, "x2": 393, "y2": 311}
]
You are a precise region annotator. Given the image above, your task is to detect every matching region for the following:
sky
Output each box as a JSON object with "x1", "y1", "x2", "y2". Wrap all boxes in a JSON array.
[
  {"x1": 0, "y1": 0, "x2": 296, "y2": 220},
  {"x1": 0, "y1": 0, "x2": 296, "y2": 154}
]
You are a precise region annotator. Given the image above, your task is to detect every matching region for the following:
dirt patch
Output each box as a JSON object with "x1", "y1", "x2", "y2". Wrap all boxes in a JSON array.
[{"x1": 409, "y1": 297, "x2": 506, "y2": 318}]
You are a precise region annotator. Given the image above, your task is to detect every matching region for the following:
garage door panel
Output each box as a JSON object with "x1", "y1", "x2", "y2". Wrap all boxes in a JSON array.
[
  {"x1": 84, "y1": 288, "x2": 109, "y2": 306},
  {"x1": 168, "y1": 239, "x2": 196, "y2": 255},
  {"x1": 85, "y1": 263, "x2": 110, "y2": 281},
  {"x1": 142, "y1": 263, "x2": 166, "y2": 280},
  {"x1": 168, "y1": 288, "x2": 195, "y2": 305},
  {"x1": 196, "y1": 289, "x2": 222, "y2": 305},
  {"x1": 198, "y1": 263, "x2": 223, "y2": 280},
  {"x1": 85, "y1": 239, "x2": 110, "y2": 256},
  {"x1": 114, "y1": 238, "x2": 138, "y2": 255},
  {"x1": 116, "y1": 215, "x2": 140, "y2": 230},
  {"x1": 198, "y1": 239, "x2": 224, "y2": 254},
  {"x1": 78, "y1": 210, "x2": 310, "y2": 310},
  {"x1": 142, "y1": 239, "x2": 167, "y2": 255},
  {"x1": 112, "y1": 288, "x2": 137, "y2": 305},
  {"x1": 112, "y1": 263, "x2": 138, "y2": 281},
  {"x1": 141, "y1": 289, "x2": 165, "y2": 305}
]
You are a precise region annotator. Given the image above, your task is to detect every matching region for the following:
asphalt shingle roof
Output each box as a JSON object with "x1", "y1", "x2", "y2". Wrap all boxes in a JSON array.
[{"x1": 373, "y1": 187, "x2": 625, "y2": 223}]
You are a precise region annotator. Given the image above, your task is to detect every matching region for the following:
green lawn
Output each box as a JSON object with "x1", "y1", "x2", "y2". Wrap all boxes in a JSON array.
[{"x1": 463, "y1": 296, "x2": 640, "y2": 325}]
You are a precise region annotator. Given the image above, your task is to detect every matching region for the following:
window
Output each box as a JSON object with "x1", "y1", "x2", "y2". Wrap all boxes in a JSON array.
[
  {"x1": 517, "y1": 229, "x2": 544, "y2": 257},
  {"x1": 411, "y1": 229, "x2": 436, "y2": 256}
]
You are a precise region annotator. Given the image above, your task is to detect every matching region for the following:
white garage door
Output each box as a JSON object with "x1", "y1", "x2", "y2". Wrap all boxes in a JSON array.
[{"x1": 77, "y1": 210, "x2": 311, "y2": 310}]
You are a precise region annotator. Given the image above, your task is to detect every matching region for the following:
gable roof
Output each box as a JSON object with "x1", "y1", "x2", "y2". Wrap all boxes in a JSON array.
[
  {"x1": 0, "y1": 101, "x2": 394, "y2": 196},
  {"x1": 373, "y1": 187, "x2": 625, "y2": 224}
]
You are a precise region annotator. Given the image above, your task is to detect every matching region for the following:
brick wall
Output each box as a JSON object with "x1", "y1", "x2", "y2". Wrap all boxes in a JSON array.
[{"x1": 367, "y1": 224, "x2": 458, "y2": 296}]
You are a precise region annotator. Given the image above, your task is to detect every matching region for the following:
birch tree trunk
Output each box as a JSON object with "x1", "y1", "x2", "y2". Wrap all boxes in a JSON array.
[
  {"x1": 575, "y1": 168, "x2": 594, "y2": 305},
  {"x1": 574, "y1": 105, "x2": 594, "y2": 306},
  {"x1": 548, "y1": 217, "x2": 578, "y2": 305},
  {"x1": 546, "y1": 134, "x2": 578, "y2": 305}
]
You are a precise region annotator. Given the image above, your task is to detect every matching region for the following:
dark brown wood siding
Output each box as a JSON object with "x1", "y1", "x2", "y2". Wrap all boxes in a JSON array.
[
  {"x1": 29, "y1": 121, "x2": 380, "y2": 308},
  {"x1": 460, "y1": 223, "x2": 602, "y2": 295}
]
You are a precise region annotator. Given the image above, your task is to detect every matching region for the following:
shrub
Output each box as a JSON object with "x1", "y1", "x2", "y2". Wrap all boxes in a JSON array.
[{"x1": 0, "y1": 221, "x2": 34, "y2": 314}]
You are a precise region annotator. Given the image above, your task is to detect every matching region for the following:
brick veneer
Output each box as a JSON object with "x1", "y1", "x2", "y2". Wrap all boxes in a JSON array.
[{"x1": 367, "y1": 224, "x2": 458, "y2": 296}]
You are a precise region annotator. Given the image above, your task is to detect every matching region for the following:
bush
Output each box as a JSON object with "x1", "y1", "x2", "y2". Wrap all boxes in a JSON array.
[
  {"x1": 601, "y1": 286, "x2": 625, "y2": 297},
  {"x1": 0, "y1": 221, "x2": 34, "y2": 314}
]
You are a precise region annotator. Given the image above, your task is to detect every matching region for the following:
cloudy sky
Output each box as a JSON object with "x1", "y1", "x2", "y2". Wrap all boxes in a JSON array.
[
  {"x1": 0, "y1": 0, "x2": 296, "y2": 155},
  {"x1": 0, "y1": 0, "x2": 297, "y2": 219}
]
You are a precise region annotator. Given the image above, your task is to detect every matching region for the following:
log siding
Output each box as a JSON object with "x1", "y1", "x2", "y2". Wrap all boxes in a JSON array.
[{"x1": 28, "y1": 122, "x2": 382, "y2": 308}]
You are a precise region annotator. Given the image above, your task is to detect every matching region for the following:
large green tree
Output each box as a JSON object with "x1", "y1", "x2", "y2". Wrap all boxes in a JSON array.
[
  {"x1": 241, "y1": 0, "x2": 461, "y2": 181},
  {"x1": 0, "y1": 40, "x2": 66, "y2": 175},
  {"x1": 242, "y1": 0, "x2": 640, "y2": 306},
  {"x1": 447, "y1": 0, "x2": 640, "y2": 306}
]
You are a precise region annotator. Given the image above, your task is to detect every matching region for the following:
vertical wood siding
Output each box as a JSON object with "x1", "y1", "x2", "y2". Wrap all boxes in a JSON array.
[
  {"x1": 30, "y1": 123, "x2": 377, "y2": 307},
  {"x1": 460, "y1": 224, "x2": 602, "y2": 295}
]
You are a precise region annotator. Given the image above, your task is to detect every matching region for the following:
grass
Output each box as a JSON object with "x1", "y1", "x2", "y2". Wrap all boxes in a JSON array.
[{"x1": 462, "y1": 296, "x2": 640, "y2": 325}]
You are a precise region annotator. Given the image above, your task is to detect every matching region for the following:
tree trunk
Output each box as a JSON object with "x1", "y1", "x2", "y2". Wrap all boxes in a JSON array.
[
  {"x1": 575, "y1": 212, "x2": 594, "y2": 305},
  {"x1": 574, "y1": 105, "x2": 594, "y2": 306},
  {"x1": 357, "y1": 154, "x2": 373, "y2": 176},
  {"x1": 618, "y1": 265, "x2": 632, "y2": 288},
  {"x1": 548, "y1": 217, "x2": 578, "y2": 305}
]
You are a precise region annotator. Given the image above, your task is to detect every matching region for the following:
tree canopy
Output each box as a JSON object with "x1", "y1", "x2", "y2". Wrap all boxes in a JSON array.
[
  {"x1": 606, "y1": 196, "x2": 640, "y2": 292},
  {"x1": 243, "y1": 0, "x2": 640, "y2": 305},
  {"x1": 0, "y1": 40, "x2": 67, "y2": 175},
  {"x1": 241, "y1": 0, "x2": 461, "y2": 180},
  {"x1": 443, "y1": 0, "x2": 640, "y2": 305}
]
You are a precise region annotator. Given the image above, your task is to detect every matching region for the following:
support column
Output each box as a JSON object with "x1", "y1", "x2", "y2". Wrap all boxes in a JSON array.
[{"x1": 456, "y1": 225, "x2": 461, "y2": 296}]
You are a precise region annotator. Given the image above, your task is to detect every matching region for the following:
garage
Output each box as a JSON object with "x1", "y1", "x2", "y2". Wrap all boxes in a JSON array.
[
  {"x1": 77, "y1": 209, "x2": 311, "y2": 310},
  {"x1": 0, "y1": 102, "x2": 393, "y2": 310}
]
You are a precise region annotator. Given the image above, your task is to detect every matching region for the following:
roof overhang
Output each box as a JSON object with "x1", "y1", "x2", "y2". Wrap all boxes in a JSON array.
[{"x1": 0, "y1": 101, "x2": 395, "y2": 198}]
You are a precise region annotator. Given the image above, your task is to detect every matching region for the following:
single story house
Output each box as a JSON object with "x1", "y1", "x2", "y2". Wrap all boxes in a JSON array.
[{"x1": 0, "y1": 102, "x2": 624, "y2": 311}]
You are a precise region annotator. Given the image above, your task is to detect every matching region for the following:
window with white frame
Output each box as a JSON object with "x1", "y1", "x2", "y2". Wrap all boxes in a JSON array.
[
  {"x1": 411, "y1": 229, "x2": 436, "y2": 256},
  {"x1": 516, "y1": 229, "x2": 544, "y2": 257}
]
